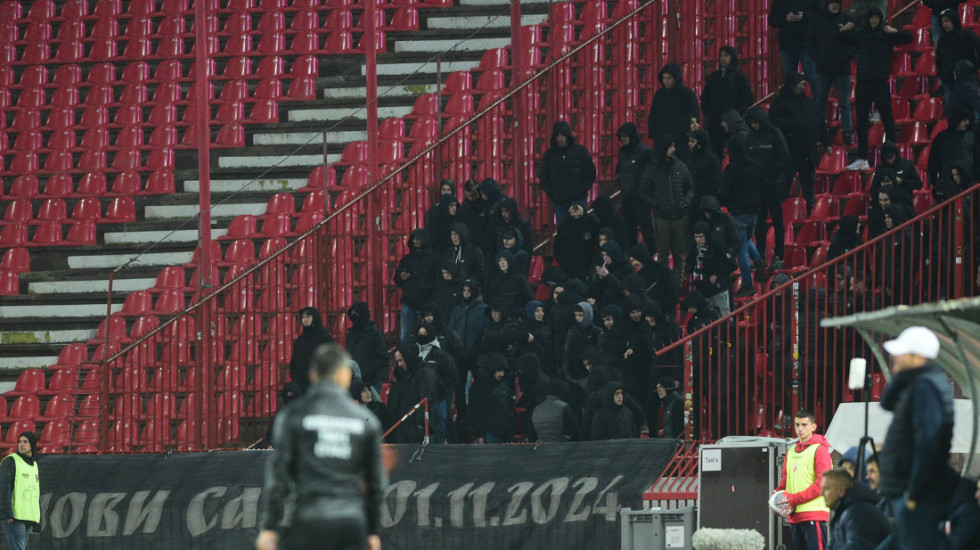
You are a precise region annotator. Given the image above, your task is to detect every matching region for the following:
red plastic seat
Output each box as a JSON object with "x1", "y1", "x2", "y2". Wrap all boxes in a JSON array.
[
  {"x1": 153, "y1": 289, "x2": 186, "y2": 315},
  {"x1": 11, "y1": 109, "x2": 42, "y2": 131},
  {"x1": 215, "y1": 123, "x2": 245, "y2": 147},
  {"x1": 897, "y1": 76, "x2": 929, "y2": 99},
  {"x1": 0, "y1": 248, "x2": 29, "y2": 274},
  {"x1": 220, "y1": 239, "x2": 256, "y2": 267},
  {"x1": 46, "y1": 128, "x2": 77, "y2": 152},
  {"x1": 37, "y1": 418, "x2": 71, "y2": 453},
  {"x1": 6, "y1": 369, "x2": 46, "y2": 397},
  {"x1": 913, "y1": 190, "x2": 934, "y2": 214},
  {"x1": 107, "y1": 420, "x2": 137, "y2": 452},
  {"x1": 53, "y1": 343, "x2": 88, "y2": 370},
  {"x1": 151, "y1": 266, "x2": 186, "y2": 291},
  {"x1": 841, "y1": 193, "x2": 870, "y2": 218},
  {"x1": 0, "y1": 269, "x2": 18, "y2": 295},
  {"x1": 8, "y1": 395, "x2": 40, "y2": 419},
  {"x1": 248, "y1": 99, "x2": 279, "y2": 123},
  {"x1": 77, "y1": 149, "x2": 107, "y2": 172},
  {"x1": 782, "y1": 197, "x2": 807, "y2": 224},
  {"x1": 129, "y1": 315, "x2": 160, "y2": 341},
  {"x1": 258, "y1": 32, "x2": 286, "y2": 55},
  {"x1": 809, "y1": 196, "x2": 839, "y2": 220},
  {"x1": 34, "y1": 199, "x2": 67, "y2": 224},
  {"x1": 912, "y1": 97, "x2": 944, "y2": 123},
  {"x1": 913, "y1": 50, "x2": 936, "y2": 75},
  {"x1": 897, "y1": 120, "x2": 930, "y2": 146},
  {"x1": 70, "y1": 198, "x2": 102, "y2": 223},
  {"x1": 323, "y1": 31, "x2": 353, "y2": 54},
  {"x1": 8, "y1": 176, "x2": 39, "y2": 199},
  {"x1": 30, "y1": 221, "x2": 63, "y2": 247},
  {"x1": 73, "y1": 420, "x2": 100, "y2": 447},
  {"x1": 13, "y1": 129, "x2": 43, "y2": 152},
  {"x1": 76, "y1": 173, "x2": 107, "y2": 197},
  {"x1": 2, "y1": 199, "x2": 33, "y2": 226},
  {"x1": 121, "y1": 289, "x2": 153, "y2": 316},
  {"x1": 287, "y1": 76, "x2": 317, "y2": 100},
  {"x1": 79, "y1": 106, "x2": 109, "y2": 129},
  {"x1": 0, "y1": 420, "x2": 36, "y2": 451},
  {"x1": 260, "y1": 213, "x2": 294, "y2": 238},
  {"x1": 64, "y1": 220, "x2": 96, "y2": 245},
  {"x1": 46, "y1": 106, "x2": 76, "y2": 130},
  {"x1": 38, "y1": 394, "x2": 75, "y2": 421},
  {"x1": 220, "y1": 214, "x2": 258, "y2": 240},
  {"x1": 144, "y1": 171, "x2": 175, "y2": 195},
  {"x1": 42, "y1": 151, "x2": 73, "y2": 173},
  {"x1": 104, "y1": 197, "x2": 136, "y2": 223},
  {"x1": 829, "y1": 172, "x2": 862, "y2": 196},
  {"x1": 109, "y1": 171, "x2": 142, "y2": 196},
  {"x1": 0, "y1": 223, "x2": 28, "y2": 248},
  {"x1": 146, "y1": 148, "x2": 175, "y2": 170}
]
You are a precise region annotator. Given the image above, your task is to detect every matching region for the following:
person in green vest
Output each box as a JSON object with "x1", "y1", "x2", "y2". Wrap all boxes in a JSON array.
[
  {"x1": 774, "y1": 410, "x2": 833, "y2": 550},
  {"x1": 0, "y1": 431, "x2": 40, "y2": 550}
]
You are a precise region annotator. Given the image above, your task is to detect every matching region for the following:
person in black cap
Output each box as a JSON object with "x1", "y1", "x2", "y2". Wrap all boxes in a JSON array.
[
  {"x1": 647, "y1": 62, "x2": 702, "y2": 147},
  {"x1": 538, "y1": 121, "x2": 597, "y2": 226},
  {"x1": 701, "y1": 46, "x2": 756, "y2": 156},
  {"x1": 769, "y1": 72, "x2": 828, "y2": 213},
  {"x1": 289, "y1": 307, "x2": 335, "y2": 395},
  {"x1": 0, "y1": 431, "x2": 40, "y2": 550}
]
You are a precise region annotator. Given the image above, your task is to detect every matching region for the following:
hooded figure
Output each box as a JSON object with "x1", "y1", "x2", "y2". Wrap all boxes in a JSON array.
[
  {"x1": 387, "y1": 345, "x2": 439, "y2": 444},
  {"x1": 530, "y1": 378, "x2": 578, "y2": 442},
  {"x1": 288, "y1": 307, "x2": 335, "y2": 393},
  {"x1": 928, "y1": 105, "x2": 976, "y2": 187},
  {"x1": 449, "y1": 278, "x2": 488, "y2": 354},
  {"x1": 394, "y1": 228, "x2": 439, "y2": 344},
  {"x1": 769, "y1": 72, "x2": 827, "y2": 209},
  {"x1": 626, "y1": 243, "x2": 681, "y2": 314},
  {"x1": 487, "y1": 197, "x2": 533, "y2": 254},
  {"x1": 872, "y1": 141, "x2": 922, "y2": 202},
  {"x1": 345, "y1": 302, "x2": 389, "y2": 386},
  {"x1": 827, "y1": 214, "x2": 863, "y2": 260},
  {"x1": 745, "y1": 106, "x2": 792, "y2": 266},
  {"x1": 517, "y1": 300, "x2": 555, "y2": 376},
  {"x1": 838, "y1": 5, "x2": 913, "y2": 167},
  {"x1": 685, "y1": 129, "x2": 723, "y2": 220},
  {"x1": 589, "y1": 382, "x2": 636, "y2": 440},
  {"x1": 441, "y1": 222, "x2": 485, "y2": 285},
  {"x1": 554, "y1": 205, "x2": 600, "y2": 280},
  {"x1": 647, "y1": 62, "x2": 701, "y2": 146},
  {"x1": 590, "y1": 195, "x2": 630, "y2": 248},
  {"x1": 538, "y1": 121, "x2": 597, "y2": 223},
  {"x1": 432, "y1": 257, "x2": 465, "y2": 323},
  {"x1": 425, "y1": 193, "x2": 460, "y2": 254},
  {"x1": 350, "y1": 379, "x2": 389, "y2": 429},
  {"x1": 936, "y1": 7, "x2": 980, "y2": 90},
  {"x1": 720, "y1": 109, "x2": 751, "y2": 146},
  {"x1": 808, "y1": 0, "x2": 856, "y2": 141},
  {"x1": 617, "y1": 123, "x2": 658, "y2": 248},
  {"x1": 496, "y1": 226, "x2": 531, "y2": 277},
  {"x1": 484, "y1": 249, "x2": 533, "y2": 320},
  {"x1": 701, "y1": 46, "x2": 756, "y2": 155},
  {"x1": 562, "y1": 301, "x2": 603, "y2": 379},
  {"x1": 468, "y1": 353, "x2": 515, "y2": 443},
  {"x1": 695, "y1": 196, "x2": 741, "y2": 261},
  {"x1": 641, "y1": 135, "x2": 694, "y2": 281},
  {"x1": 720, "y1": 135, "x2": 762, "y2": 217}
]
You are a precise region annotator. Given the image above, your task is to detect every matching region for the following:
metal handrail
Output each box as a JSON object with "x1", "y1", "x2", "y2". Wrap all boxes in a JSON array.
[{"x1": 382, "y1": 397, "x2": 430, "y2": 445}]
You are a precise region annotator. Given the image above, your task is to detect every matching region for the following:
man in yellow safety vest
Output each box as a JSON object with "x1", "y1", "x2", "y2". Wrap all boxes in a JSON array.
[
  {"x1": 775, "y1": 410, "x2": 833, "y2": 550},
  {"x1": 0, "y1": 431, "x2": 40, "y2": 550}
]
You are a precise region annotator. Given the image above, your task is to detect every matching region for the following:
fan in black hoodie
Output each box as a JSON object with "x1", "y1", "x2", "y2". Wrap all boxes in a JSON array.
[
  {"x1": 345, "y1": 302, "x2": 389, "y2": 388},
  {"x1": 626, "y1": 243, "x2": 680, "y2": 314},
  {"x1": 484, "y1": 249, "x2": 533, "y2": 320},
  {"x1": 432, "y1": 257, "x2": 465, "y2": 324},
  {"x1": 769, "y1": 72, "x2": 828, "y2": 211},
  {"x1": 538, "y1": 121, "x2": 597, "y2": 225},
  {"x1": 387, "y1": 345, "x2": 439, "y2": 444},
  {"x1": 516, "y1": 300, "x2": 555, "y2": 377},
  {"x1": 288, "y1": 307, "x2": 335, "y2": 394},
  {"x1": 468, "y1": 354, "x2": 515, "y2": 444},
  {"x1": 442, "y1": 222, "x2": 485, "y2": 286},
  {"x1": 700, "y1": 46, "x2": 756, "y2": 156},
  {"x1": 487, "y1": 197, "x2": 534, "y2": 256},
  {"x1": 589, "y1": 382, "x2": 637, "y2": 440},
  {"x1": 394, "y1": 228, "x2": 438, "y2": 345},
  {"x1": 808, "y1": 0, "x2": 856, "y2": 140},
  {"x1": 591, "y1": 195, "x2": 630, "y2": 249},
  {"x1": 936, "y1": 7, "x2": 980, "y2": 117},
  {"x1": 685, "y1": 129, "x2": 722, "y2": 231},
  {"x1": 647, "y1": 62, "x2": 702, "y2": 146},
  {"x1": 424, "y1": 193, "x2": 460, "y2": 254},
  {"x1": 616, "y1": 122, "x2": 656, "y2": 248},
  {"x1": 744, "y1": 106, "x2": 792, "y2": 268},
  {"x1": 554, "y1": 204, "x2": 600, "y2": 280}
]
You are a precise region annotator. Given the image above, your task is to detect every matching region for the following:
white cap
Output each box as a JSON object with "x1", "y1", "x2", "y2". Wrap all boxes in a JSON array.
[{"x1": 883, "y1": 326, "x2": 940, "y2": 359}]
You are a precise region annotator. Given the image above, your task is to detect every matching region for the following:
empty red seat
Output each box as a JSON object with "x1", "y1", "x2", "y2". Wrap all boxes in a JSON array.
[
  {"x1": 70, "y1": 197, "x2": 102, "y2": 223},
  {"x1": 151, "y1": 266, "x2": 186, "y2": 291},
  {"x1": 6, "y1": 369, "x2": 46, "y2": 397},
  {"x1": 1, "y1": 420, "x2": 36, "y2": 451},
  {"x1": 8, "y1": 395, "x2": 40, "y2": 419},
  {"x1": 109, "y1": 171, "x2": 142, "y2": 196},
  {"x1": 0, "y1": 248, "x2": 29, "y2": 273},
  {"x1": 107, "y1": 420, "x2": 137, "y2": 452},
  {"x1": 0, "y1": 269, "x2": 17, "y2": 295},
  {"x1": 809, "y1": 195, "x2": 839, "y2": 220},
  {"x1": 260, "y1": 213, "x2": 294, "y2": 238},
  {"x1": 220, "y1": 215, "x2": 258, "y2": 240},
  {"x1": 121, "y1": 290, "x2": 153, "y2": 316},
  {"x1": 144, "y1": 171, "x2": 176, "y2": 195},
  {"x1": 75, "y1": 173, "x2": 107, "y2": 197},
  {"x1": 0, "y1": 224, "x2": 29, "y2": 248},
  {"x1": 38, "y1": 418, "x2": 71, "y2": 452},
  {"x1": 782, "y1": 197, "x2": 807, "y2": 223},
  {"x1": 2, "y1": 199, "x2": 33, "y2": 226},
  {"x1": 38, "y1": 394, "x2": 75, "y2": 421},
  {"x1": 287, "y1": 76, "x2": 317, "y2": 100},
  {"x1": 8, "y1": 175, "x2": 40, "y2": 199},
  {"x1": 220, "y1": 239, "x2": 256, "y2": 266},
  {"x1": 63, "y1": 220, "x2": 96, "y2": 245},
  {"x1": 30, "y1": 221, "x2": 63, "y2": 247},
  {"x1": 104, "y1": 197, "x2": 136, "y2": 223},
  {"x1": 897, "y1": 120, "x2": 930, "y2": 146}
]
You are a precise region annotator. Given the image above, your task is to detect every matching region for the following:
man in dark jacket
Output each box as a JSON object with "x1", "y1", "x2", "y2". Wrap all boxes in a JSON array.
[
  {"x1": 935, "y1": 8, "x2": 980, "y2": 118},
  {"x1": 809, "y1": 0, "x2": 855, "y2": 143},
  {"x1": 769, "y1": 0, "x2": 819, "y2": 83},
  {"x1": 878, "y1": 327, "x2": 956, "y2": 550},
  {"x1": 627, "y1": 243, "x2": 680, "y2": 315},
  {"x1": 769, "y1": 73, "x2": 829, "y2": 211},
  {"x1": 394, "y1": 228, "x2": 438, "y2": 345},
  {"x1": 468, "y1": 354, "x2": 515, "y2": 443},
  {"x1": 424, "y1": 193, "x2": 459, "y2": 254},
  {"x1": 926, "y1": 0, "x2": 966, "y2": 47},
  {"x1": 685, "y1": 129, "x2": 723, "y2": 233},
  {"x1": 696, "y1": 196, "x2": 742, "y2": 264},
  {"x1": 687, "y1": 223, "x2": 735, "y2": 311},
  {"x1": 387, "y1": 346, "x2": 440, "y2": 444},
  {"x1": 641, "y1": 136, "x2": 694, "y2": 281},
  {"x1": 554, "y1": 203, "x2": 600, "y2": 280},
  {"x1": 616, "y1": 122, "x2": 656, "y2": 248},
  {"x1": 345, "y1": 302, "x2": 389, "y2": 388},
  {"x1": 701, "y1": 46, "x2": 756, "y2": 156},
  {"x1": 820, "y1": 467, "x2": 891, "y2": 550},
  {"x1": 538, "y1": 121, "x2": 597, "y2": 225},
  {"x1": 744, "y1": 106, "x2": 792, "y2": 269},
  {"x1": 488, "y1": 197, "x2": 534, "y2": 257},
  {"x1": 928, "y1": 105, "x2": 976, "y2": 187},
  {"x1": 655, "y1": 377, "x2": 685, "y2": 439},
  {"x1": 589, "y1": 382, "x2": 636, "y2": 440},
  {"x1": 530, "y1": 379, "x2": 579, "y2": 442},
  {"x1": 720, "y1": 109, "x2": 752, "y2": 153},
  {"x1": 839, "y1": 6, "x2": 913, "y2": 171},
  {"x1": 872, "y1": 141, "x2": 923, "y2": 203},
  {"x1": 258, "y1": 345, "x2": 385, "y2": 550},
  {"x1": 720, "y1": 136, "x2": 764, "y2": 294},
  {"x1": 415, "y1": 323, "x2": 457, "y2": 444},
  {"x1": 441, "y1": 222, "x2": 485, "y2": 285},
  {"x1": 647, "y1": 62, "x2": 701, "y2": 146},
  {"x1": 289, "y1": 307, "x2": 335, "y2": 394}
]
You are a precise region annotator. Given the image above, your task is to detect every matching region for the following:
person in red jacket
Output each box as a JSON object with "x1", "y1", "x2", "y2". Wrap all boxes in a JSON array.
[{"x1": 775, "y1": 409, "x2": 833, "y2": 550}]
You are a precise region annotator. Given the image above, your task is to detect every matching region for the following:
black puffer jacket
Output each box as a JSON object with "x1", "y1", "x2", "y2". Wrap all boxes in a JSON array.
[
  {"x1": 647, "y1": 63, "x2": 701, "y2": 144},
  {"x1": 686, "y1": 131, "x2": 722, "y2": 201},
  {"x1": 441, "y1": 222, "x2": 485, "y2": 284},
  {"x1": 387, "y1": 346, "x2": 440, "y2": 444},
  {"x1": 768, "y1": 73, "x2": 828, "y2": 164},
  {"x1": 589, "y1": 382, "x2": 636, "y2": 440},
  {"x1": 394, "y1": 229, "x2": 438, "y2": 309},
  {"x1": 873, "y1": 141, "x2": 923, "y2": 200},
  {"x1": 616, "y1": 122, "x2": 651, "y2": 194},
  {"x1": 720, "y1": 136, "x2": 762, "y2": 215},
  {"x1": 928, "y1": 107, "x2": 976, "y2": 185},
  {"x1": 696, "y1": 196, "x2": 742, "y2": 260},
  {"x1": 538, "y1": 121, "x2": 597, "y2": 204},
  {"x1": 839, "y1": 6, "x2": 913, "y2": 79},
  {"x1": 554, "y1": 214, "x2": 600, "y2": 280},
  {"x1": 260, "y1": 383, "x2": 385, "y2": 535},
  {"x1": 827, "y1": 483, "x2": 892, "y2": 550},
  {"x1": 769, "y1": 0, "x2": 819, "y2": 50},
  {"x1": 808, "y1": 0, "x2": 855, "y2": 75},
  {"x1": 700, "y1": 46, "x2": 755, "y2": 122},
  {"x1": 345, "y1": 302, "x2": 389, "y2": 386},
  {"x1": 289, "y1": 307, "x2": 335, "y2": 393},
  {"x1": 744, "y1": 106, "x2": 791, "y2": 190},
  {"x1": 936, "y1": 9, "x2": 980, "y2": 84},
  {"x1": 640, "y1": 141, "x2": 694, "y2": 221}
]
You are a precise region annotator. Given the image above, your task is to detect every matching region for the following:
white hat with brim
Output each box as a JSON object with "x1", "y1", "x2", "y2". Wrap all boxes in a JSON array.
[{"x1": 882, "y1": 326, "x2": 940, "y2": 359}]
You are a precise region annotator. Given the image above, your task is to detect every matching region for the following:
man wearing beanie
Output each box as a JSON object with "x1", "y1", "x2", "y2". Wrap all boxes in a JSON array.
[
  {"x1": 0, "y1": 431, "x2": 40, "y2": 550},
  {"x1": 877, "y1": 326, "x2": 956, "y2": 549}
]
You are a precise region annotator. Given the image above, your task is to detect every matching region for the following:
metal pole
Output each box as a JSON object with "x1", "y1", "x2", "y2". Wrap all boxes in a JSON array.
[
  {"x1": 953, "y1": 198, "x2": 965, "y2": 298},
  {"x1": 791, "y1": 282, "x2": 801, "y2": 416},
  {"x1": 99, "y1": 272, "x2": 115, "y2": 451},
  {"x1": 323, "y1": 130, "x2": 330, "y2": 213},
  {"x1": 511, "y1": 0, "x2": 527, "y2": 212},
  {"x1": 365, "y1": 0, "x2": 381, "y2": 317},
  {"x1": 194, "y1": 0, "x2": 215, "y2": 450}
]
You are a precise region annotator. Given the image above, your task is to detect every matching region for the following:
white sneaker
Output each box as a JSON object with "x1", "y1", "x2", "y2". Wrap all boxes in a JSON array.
[
  {"x1": 846, "y1": 158, "x2": 870, "y2": 171},
  {"x1": 870, "y1": 110, "x2": 881, "y2": 123}
]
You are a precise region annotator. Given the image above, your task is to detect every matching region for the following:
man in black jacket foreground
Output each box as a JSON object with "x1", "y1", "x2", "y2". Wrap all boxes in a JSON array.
[
  {"x1": 820, "y1": 467, "x2": 891, "y2": 549},
  {"x1": 258, "y1": 344, "x2": 387, "y2": 550}
]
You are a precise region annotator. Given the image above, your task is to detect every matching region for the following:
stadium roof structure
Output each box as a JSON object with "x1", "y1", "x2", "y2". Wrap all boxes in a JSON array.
[{"x1": 822, "y1": 296, "x2": 980, "y2": 468}]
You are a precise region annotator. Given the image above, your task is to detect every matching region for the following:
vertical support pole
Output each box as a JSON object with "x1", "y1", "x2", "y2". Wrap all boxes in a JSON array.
[
  {"x1": 511, "y1": 0, "x2": 527, "y2": 212},
  {"x1": 323, "y1": 130, "x2": 330, "y2": 213},
  {"x1": 99, "y1": 272, "x2": 116, "y2": 450},
  {"x1": 194, "y1": 0, "x2": 215, "y2": 450},
  {"x1": 365, "y1": 0, "x2": 381, "y2": 318},
  {"x1": 683, "y1": 339, "x2": 694, "y2": 440},
  {"x1": 790, "y1": 281, "x2": 801, "y2": 417},
  {"x1": 953, "y1": 197, "x2": 965, "y2": 298},
  {"x1": 435, "y1": 55, "x2": 443, "y2": 185}
]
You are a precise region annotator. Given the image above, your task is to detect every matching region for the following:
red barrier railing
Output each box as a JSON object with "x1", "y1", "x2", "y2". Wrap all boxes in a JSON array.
[
  {"x1": 662, "y1": 184, "x2": 980, "y2": 441},
  {"x1": 68, "y1": 0, "x2": 789, "y2": 453},
  {"x1": 383, "y1": 397, "x2": 430, "y2": 445}
]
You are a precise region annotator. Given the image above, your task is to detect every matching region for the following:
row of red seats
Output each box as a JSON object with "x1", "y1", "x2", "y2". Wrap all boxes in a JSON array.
[
  {"x1": 0, "y1": 418, "x2": 75, "y2": 453},
  {"x1": 0, "y1": 146, "x2": 174, "y2": 175},
  {"x1": 2, "y1": 171, "x2": 174, "y2": 200},
  {"x1": 1, "y1": 197, "x2": 135, "y2": 226}
]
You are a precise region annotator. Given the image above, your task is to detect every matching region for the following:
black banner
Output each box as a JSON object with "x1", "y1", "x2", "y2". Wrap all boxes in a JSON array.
[{"x1": 36, "y1": 439, "x2": 677, "y2": 550}]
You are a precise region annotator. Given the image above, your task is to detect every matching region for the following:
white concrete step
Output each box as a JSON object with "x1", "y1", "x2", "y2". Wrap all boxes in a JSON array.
[
  {"x1": 325, "y1": 84, "x2": 439, "y2": 101},
  {"x1": 0, "y1": 303, "x2": 122, "y2": 319},
  {"x1": 145, "y1": 202, "x2": 266, "y2": 221},
  {"x1": 287, "y1": 105, "x2": 411, "y2": 123},
  {"x1": 365, "y1": 59, "x2": 480, "y2": 76},
  {"x1": 217, "y1": 153, "x2": 341, "y2": 170},
  {"x1": 104, "y1": 229, "x2": 228, "y2": 246},
  {"x1": 67, "y1": 251, "x2": 193, "y2": 270},
  {"x1": 0, "y1": 328, "x2": 95, "y2": 345},
  {"x1": 395, "y1": 36, "x2": 512, "y2": 54},
  {"x1": 184, "y1": 178, "x2": 309, "y2": 194},
  {"x1": 426, "y1": 13, "x2": 548, "y2": 30},
  {"x1": 254, "y1": 129, "x2": 368, "y2": 147},
  {"x1": 0, "y1": 357, "x2": 56, "y2": 371},
  {"x1": 28, "y1": 277, "x2": 156, "y2": 295}
]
